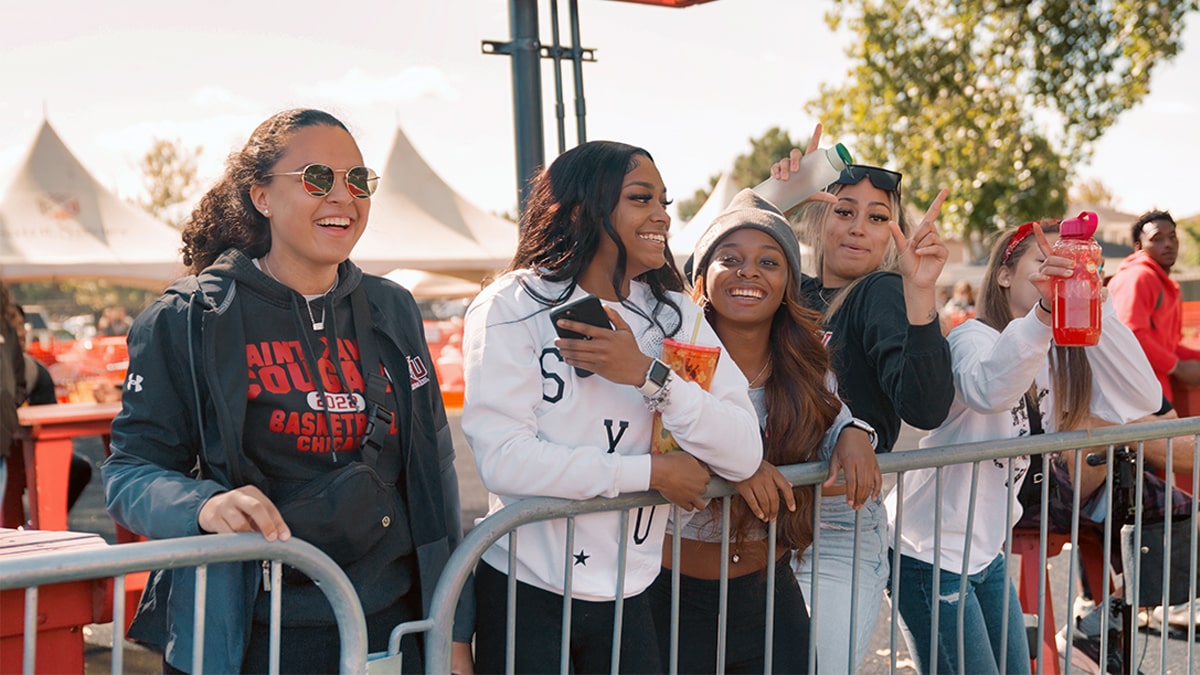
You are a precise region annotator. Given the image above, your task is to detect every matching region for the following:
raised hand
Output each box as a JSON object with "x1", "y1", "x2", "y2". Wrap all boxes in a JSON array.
[
  {"x1": 1027, "y1": 221, "x2": 1074, "y2": 309},
  {"x1": 890, "y1": 188, "x2": 950, "y2": 291},
  {"x1": 198, "y1": 485, "x2": 291, "y2": 541},
  {"x1": 767, "y1": 123, "x2": 838, "y2": 208}
]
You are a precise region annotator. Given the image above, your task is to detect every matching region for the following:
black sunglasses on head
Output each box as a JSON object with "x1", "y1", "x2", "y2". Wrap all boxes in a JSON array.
[{"x1": 833, "y1": 164, "x2": 902, "y2": 194}]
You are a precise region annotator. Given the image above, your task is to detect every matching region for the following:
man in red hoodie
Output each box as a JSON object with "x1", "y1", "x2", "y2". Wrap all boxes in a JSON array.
[
  {"x1": 1103, "y1": 210, "x2": 1200, "y2": 635},
  {"x1": 1107, "y1": 210, "x2": 1200, "y2": 402}
]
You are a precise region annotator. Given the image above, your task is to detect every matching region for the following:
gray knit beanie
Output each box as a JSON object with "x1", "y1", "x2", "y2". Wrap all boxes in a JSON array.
[{"x1": 691, "y1": 188, "x2": 803, "y2": 289}]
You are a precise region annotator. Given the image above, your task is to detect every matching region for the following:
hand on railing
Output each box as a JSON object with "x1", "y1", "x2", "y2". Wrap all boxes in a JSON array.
[
  {"x1": 828, "y1": 427, "x2": 881, "y2": 509},
  {"x1": 733, "y1": 461, "x2": 795, "y2": 521},
  {"x1": 649, "y1": 452, "x2": 711, "y2": 511},
  {"x1": 198, "y1": 485, "x2": 291, "y2": 542}
]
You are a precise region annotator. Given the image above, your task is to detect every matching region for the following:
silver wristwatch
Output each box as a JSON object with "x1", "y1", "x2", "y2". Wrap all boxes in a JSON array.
[
  {"x1": 636, "y1": 358, "x2": 672, "y2": 397},
  {"x1": 845, "y1": 418, "x2": 878, "y2": 448}
]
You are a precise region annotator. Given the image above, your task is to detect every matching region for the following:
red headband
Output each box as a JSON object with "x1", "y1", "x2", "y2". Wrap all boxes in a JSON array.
[{"x1": 1002, "y1": 222, "x2": 1036, "y2": 265}]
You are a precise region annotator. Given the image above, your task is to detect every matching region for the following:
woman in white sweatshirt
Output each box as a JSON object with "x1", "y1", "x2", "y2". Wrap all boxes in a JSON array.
[
  {"x1": 461, "y1": 140, "x2": 762, "y2": 673},
  {"x1": 884, "y1": 220, "x2": 1161, "y2": 674}
]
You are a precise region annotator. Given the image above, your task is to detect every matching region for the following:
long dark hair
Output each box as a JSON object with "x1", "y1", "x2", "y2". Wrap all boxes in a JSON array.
[
  {"x1": 509, "y1": 141, "x2": 684, "y2": 334},
  {"x1": 181, "y1": 109, "x2": 350, "y2": 274},
  {"x1": 976, "y1": 221, "x2": 1092, "y2": 431},
  {"x1": 693, "y1": 255, "x2": 841, "y2": 557}
]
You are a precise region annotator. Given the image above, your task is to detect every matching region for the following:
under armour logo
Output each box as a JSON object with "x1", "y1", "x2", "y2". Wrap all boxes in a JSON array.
[{"x1": 125, "y1": 373, "x2": 144, "y2": 392}]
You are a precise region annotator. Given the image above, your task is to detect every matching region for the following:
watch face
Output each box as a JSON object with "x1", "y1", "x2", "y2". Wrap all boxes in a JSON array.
[{"x1": 649, "y1": 359, "x2": 671, "y2": 386}]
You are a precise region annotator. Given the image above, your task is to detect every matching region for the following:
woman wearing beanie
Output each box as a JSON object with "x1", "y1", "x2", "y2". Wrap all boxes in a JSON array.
[
  {"x1": 770, "y1": 149, "x2": 954, "y2": 672},
  {"x1": 461, "y1": 140, "x2": 761, "y2": 673},
  {"x1": 645, "y1": 188, "x2": 880, "y2": 673}
]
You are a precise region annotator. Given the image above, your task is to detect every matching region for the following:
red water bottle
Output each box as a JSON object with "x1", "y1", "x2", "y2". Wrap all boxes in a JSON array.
[{"x1": 1052, "y1": 211, "x2": 1102, "y2": 346}]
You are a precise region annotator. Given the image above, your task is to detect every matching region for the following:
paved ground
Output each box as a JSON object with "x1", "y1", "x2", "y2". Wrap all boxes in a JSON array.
[{"x1": 53, "y1": 415, "x2": 1198, "y2": 672}]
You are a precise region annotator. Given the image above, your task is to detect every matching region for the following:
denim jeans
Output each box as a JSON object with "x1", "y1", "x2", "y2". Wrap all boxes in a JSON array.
[
  {"x1": 792, "y1": 495, "x2": 889, "y2": 673},
  {"x1": 891, "y1": 551, "x2": 1031, "y2": 675}
]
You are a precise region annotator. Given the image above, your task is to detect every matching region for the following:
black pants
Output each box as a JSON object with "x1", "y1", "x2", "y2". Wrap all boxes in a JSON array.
[
  {"x1": 240, "y1": 591, "x2": 423, "y2": 674},
  {"x1": 647, "y1": 560, "x2": 811, "y2": 674},
  {"x1": 474, "y1": 561, "x2": 662, "y2": 674}
]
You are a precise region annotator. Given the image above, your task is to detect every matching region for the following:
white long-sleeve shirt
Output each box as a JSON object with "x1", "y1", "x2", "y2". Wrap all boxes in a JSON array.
[
  {"x1": 886, "y1": 299, "x2": 1161, "y2": 575},
  {"x1": 462, "y1": 270, "x2": 762, "y2": 599}
]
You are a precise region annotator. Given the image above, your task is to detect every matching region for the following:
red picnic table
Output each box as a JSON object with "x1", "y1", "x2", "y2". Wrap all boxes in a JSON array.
[{"x1": 12, "y1": 401, "x2": 122, "y2": 532}]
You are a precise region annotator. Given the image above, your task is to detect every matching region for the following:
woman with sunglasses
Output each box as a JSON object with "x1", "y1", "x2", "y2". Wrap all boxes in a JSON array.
[
  {"x1": 884, "y1": 222, "x2": 1159, "y2": 673},
  {"x1": 768, "y1": 154, "x2": 954, "y2": 672},
  {"x1": 103, "y1": 109, "x2": 474, "y2": 674},
  {"x1": 461, "y1": 140, "x2": 762, "y2": 673}
]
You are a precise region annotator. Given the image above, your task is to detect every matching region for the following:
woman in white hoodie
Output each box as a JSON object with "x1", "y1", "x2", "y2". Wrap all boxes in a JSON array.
[
  {"x1": 461, "y1": 140, "x2": 762, "y2": 673},
  {"x1": 885, "y1": 220, "x2": 1161, "y2": 674}
]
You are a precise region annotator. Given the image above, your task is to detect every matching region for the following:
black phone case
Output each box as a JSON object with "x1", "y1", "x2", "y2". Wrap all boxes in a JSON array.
[{"x1": 550, "y1": 295, "x2": 611, "y2": 377}]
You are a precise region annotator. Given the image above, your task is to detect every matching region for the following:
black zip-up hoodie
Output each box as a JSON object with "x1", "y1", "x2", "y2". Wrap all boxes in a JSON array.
[{"x1": 103, "y1": 248, "x2": 473, "y2": 671}]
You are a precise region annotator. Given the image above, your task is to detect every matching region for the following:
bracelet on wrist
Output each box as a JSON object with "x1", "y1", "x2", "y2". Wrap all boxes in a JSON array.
[
  {"x1": 643, "y1": 378, "x2": 672, "y2": 413},
  {"x1": 1037, "y1": 298, "x2": 1052, "y2": 314}
]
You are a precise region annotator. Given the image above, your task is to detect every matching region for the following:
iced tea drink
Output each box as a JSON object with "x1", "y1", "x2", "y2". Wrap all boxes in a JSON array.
[{"x1": 650, "y1": 338, "x2": 721, "y2": 454}]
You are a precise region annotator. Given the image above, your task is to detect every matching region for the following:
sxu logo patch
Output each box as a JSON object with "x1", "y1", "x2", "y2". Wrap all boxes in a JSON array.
[{"x1": 408, "y1": 355, "x2": 430, "y2": 389}]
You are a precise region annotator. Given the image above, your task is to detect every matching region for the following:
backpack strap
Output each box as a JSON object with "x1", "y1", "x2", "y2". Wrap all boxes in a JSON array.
[{"x1": 350, "y1": 286, "x2": 393, "y2": 468}]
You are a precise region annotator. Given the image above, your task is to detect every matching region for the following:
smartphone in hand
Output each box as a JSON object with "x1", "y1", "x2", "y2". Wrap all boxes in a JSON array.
[{"x1": 550, "y1": 294, "x2": 612, "y2": 377}]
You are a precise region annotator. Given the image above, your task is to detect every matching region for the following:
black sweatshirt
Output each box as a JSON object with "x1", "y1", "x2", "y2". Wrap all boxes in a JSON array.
[{"x1": 802, "y1": 271, "x2": 954, "y2": 452}]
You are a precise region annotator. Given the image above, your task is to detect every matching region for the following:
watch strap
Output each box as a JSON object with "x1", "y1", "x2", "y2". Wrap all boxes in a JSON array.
[{"x1": 637, "y1": 358, "x2": 672, "y2": 397}]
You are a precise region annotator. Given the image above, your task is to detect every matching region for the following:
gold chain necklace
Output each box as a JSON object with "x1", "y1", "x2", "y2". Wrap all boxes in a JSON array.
[
  {"x1": 260, "y1": 257, "x2": 337, "y2": 331},
  {"x1": 746, "y1": 357, "x2": 772, "y2": 388}
]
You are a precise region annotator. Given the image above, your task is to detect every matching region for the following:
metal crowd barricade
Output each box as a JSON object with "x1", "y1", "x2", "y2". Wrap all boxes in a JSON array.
[
  {"x1": 879, "y1": 417, "x2": 1199, "y2": 675},
  {"x1": 0, "y1": 533, "x2": 367, "y2": 674},
  {"x1": 404, "y1": 416, "x2": 1200, "y2": 675}
]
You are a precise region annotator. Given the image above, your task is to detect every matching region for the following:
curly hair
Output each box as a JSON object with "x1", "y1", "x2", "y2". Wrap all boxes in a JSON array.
[
  {"x1": 180, "y1": 109, "x2": 349, "y2": 274},
  {"x1": 509, "y1": 140, "x2": 685, "y2": 335}
]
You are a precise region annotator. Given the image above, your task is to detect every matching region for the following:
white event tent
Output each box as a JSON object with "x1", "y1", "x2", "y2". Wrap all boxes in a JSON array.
[
  {"x1": 352, "y1": 125, "x2": 518, "y2": 281},
  {"x1": 0, "y1": 121, "x2": 518, "y2": 290},
  {"x1": 0, "y1": 121, "x2": 186, "y2": 289},
  {"x1": 383, "y1": 268, "x2": 482, "y2": 299},
  {"x1": 668, "y1": 172, "x2": 815, "y2": 275},
  {"x1": 668, "y1": 172, "x2": 739, "y2": 269}
]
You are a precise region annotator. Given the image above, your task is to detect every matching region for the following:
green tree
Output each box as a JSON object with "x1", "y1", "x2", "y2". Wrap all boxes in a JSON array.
[
  {"x1": 808, "y1": 0, "x2": 1196, "y2": 242},
  {"x1": 1176, "y1": 214, "x2": 1200, "y2": 269},
  {"x1": 133, "y1": 137, "x2": 203, "y2": 228},
  {"x1": 676, "y1": 127, "x2": 804, "y2": 221},
  {"x1": 1070, "y1": 177, "x2": 1120, "y2": 209}
]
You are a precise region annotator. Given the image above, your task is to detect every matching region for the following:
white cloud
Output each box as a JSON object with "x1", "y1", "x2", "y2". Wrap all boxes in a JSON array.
[{"x1": 294, "y1": 67, "x2": 460, "y2": 106}]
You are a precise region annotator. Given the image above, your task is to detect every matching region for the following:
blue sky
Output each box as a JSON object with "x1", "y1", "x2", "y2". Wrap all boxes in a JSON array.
[{"x1": 2, "y1": 0, "x2": 1198, "y2": 228}]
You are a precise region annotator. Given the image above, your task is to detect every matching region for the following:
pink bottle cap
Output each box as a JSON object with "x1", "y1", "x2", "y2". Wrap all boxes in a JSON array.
[{"x1": 1061, "y1": 211, "x2": 1098, "y2": 237}]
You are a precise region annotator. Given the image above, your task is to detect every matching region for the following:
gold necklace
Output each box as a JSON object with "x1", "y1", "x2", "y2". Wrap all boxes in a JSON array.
[
  {"x1": 260, "y1": 257, "x2": 337, "y2": 331},
  {"x1": 746, "y1": 357, "x2": 772, "y2": 388}
]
